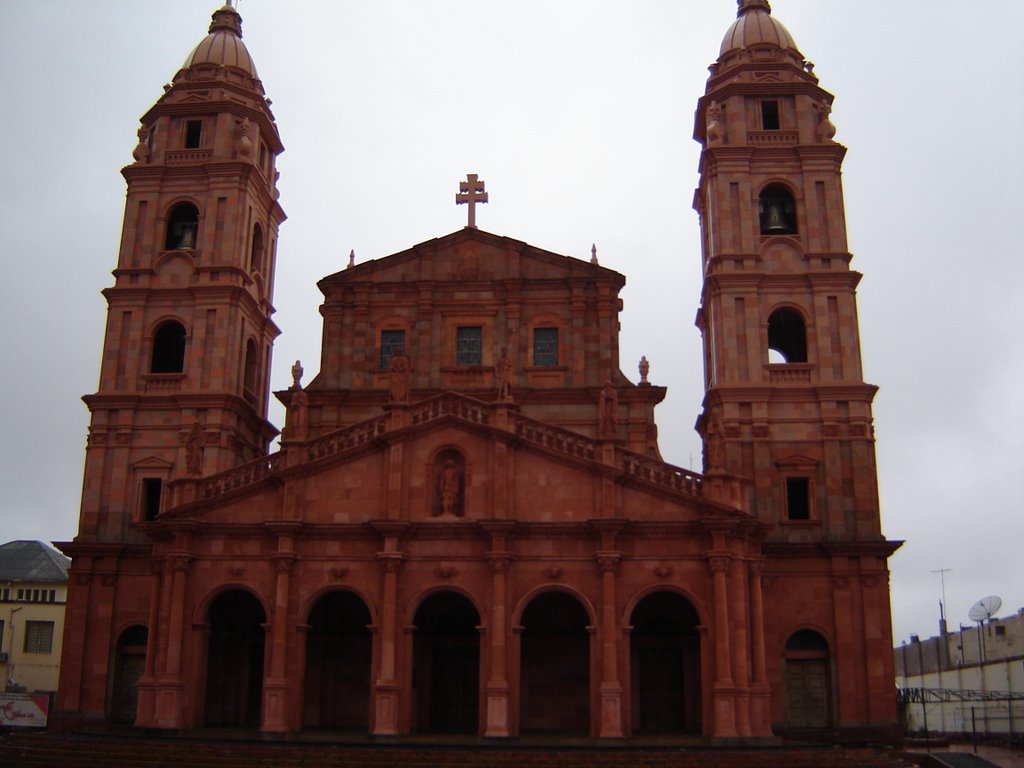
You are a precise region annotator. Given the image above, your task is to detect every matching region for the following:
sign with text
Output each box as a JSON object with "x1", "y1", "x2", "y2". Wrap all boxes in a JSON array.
[{"x1": 0, "y1": 693, "x2": 50, "y2": 727}]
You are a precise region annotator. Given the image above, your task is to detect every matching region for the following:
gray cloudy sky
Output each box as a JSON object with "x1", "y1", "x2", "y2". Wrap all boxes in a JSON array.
[{"x1": 1, "y1": 1, "x2": 1021, "y2": 647}]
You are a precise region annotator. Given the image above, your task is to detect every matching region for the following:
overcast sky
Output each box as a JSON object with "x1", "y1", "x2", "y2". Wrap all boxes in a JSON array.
[{"x1": 1, "y1": 1, "x2": 1021, "y2": 647}]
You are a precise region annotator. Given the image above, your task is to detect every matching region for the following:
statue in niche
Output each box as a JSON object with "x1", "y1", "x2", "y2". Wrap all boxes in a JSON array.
[
  {"x1": 599, "y1": 380, "x2": 618, "y2": 436},
  {"x1": 388, "y1": 348, "x2": 411, "y2": 403},
  {"x1": 495, "y1": 346, "x2": 513, "y2": 401},
  {"x1": 814, "y1": 101, "x2": 837, "y2": 143},
  {"x1": 439, "y1": 459, "x2": 461, "y2": 516},
  {"x1": 185, "y1": 422, "x2": 204, "y2": 476}
]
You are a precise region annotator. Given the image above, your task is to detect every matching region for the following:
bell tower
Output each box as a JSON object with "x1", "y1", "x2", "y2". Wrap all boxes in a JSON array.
[
  {"x1": 694, "y1": 0, "x2": 881, "y2": 542},
  {"x1": 79, "y1": 2, "x2": 285, "y2": 542},
  {"x1": 693, "y1": 1, "x2": 901, "y2": 735}
]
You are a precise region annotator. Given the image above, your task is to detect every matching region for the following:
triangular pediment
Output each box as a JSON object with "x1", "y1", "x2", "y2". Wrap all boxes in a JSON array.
[
  {"x1": 319, "y1": 228, "x2": 623, "y2": 290},
  {"x1": 133, "y1": 455, "x2": 175, "y2": 470},
  {"x1": 159, "y1": 393, "x2": 742, "y2": 527}
]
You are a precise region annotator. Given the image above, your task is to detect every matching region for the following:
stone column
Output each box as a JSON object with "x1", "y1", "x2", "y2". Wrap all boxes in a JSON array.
[
  {"x1": 261, "y1": 553, "x2": 295, "y2": 732},
  {"x1": 373, "y1": 551, "x2": 404, "y2": 735},
  {"x1": 747, "y1": 558, "x2": 773, "y2": 736},
  {"x1": 154, "y1": 554, "x2": 190, "y2": 729},
  {"x1": 729, "y1": 556, "x2": 752, "y2": 737},
  {"x1": 596, "y1": 552, "x2": 624, "y2": 737},
  {"x1": 134, "y1": 559, "x2": 164, "y2": 727},
  {"x1": 708, "y1": 554, "x2": 738, "y2": 737},
  {"x1": 484, "y1": 552, "x2": 512, "y2": 737}
]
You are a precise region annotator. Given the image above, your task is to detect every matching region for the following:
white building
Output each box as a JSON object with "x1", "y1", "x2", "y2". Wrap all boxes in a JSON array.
[
  {"x1": 0, "y1": 541, "x2": 70, "y2": 695},
  {"x1": 895, "y1": 609, "x2": 1024, "y2": 740}
]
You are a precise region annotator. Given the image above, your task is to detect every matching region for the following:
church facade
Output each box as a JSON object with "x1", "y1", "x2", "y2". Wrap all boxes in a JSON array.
[{"x1": 56, "y1": 1, "x2": 901, "y2": 741}]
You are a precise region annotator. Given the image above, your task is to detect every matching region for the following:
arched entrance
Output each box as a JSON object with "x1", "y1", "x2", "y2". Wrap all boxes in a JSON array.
[
  {"x1": 783, "y1": 629, "x2": 832, "y2": 730},
  {"x1": 519, "y1": 591, "x2": 590, "y2": 733},
  {"x1": 109, "y1": 625, "x2": 147, "y2": 723},
  {"x1": 204, "y1": 590, "x2": 265, "y2": 727},
  {"x1": 303, "y1": 590, "x2": 372, "y2": 730},
  {"x1": 629, "y1": 592, "x2": 701, "y2": 733},
  {"x1": 412, "y1": 591, "x2": 480, "y2": 733}
]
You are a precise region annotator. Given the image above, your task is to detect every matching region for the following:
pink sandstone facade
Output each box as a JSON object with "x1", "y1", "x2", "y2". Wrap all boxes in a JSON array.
[{"x1": 56, "y1": 1, "x2": 902, "y2": 742}]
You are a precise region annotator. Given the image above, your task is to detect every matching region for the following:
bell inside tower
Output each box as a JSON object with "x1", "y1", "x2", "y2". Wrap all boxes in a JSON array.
[{"x1": 758, "y1": 184, "x2": 797, "y2": 235}]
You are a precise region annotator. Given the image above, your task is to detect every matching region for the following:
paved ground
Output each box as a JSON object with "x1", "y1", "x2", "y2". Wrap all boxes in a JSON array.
[{"x1": 906, "y1": 744, "x2": 1024, "y2": 768}]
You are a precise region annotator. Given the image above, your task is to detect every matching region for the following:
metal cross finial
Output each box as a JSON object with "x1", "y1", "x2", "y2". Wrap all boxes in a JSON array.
[{"x1": 456, "y1": 174, "x2": 488, "y2": 228}]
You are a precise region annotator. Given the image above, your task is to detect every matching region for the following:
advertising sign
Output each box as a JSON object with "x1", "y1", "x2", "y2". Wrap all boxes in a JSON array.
[{"x1": 0, "y1": 693, "x2": 50, "y2": 727}]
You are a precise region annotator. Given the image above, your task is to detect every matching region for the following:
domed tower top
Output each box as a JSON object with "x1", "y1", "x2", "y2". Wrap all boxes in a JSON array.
[
  {"x1": 182, "y1": 2, "x2": 257, "y2": 77},
  {"x1": 715, "y1": 0, "x2": 807, "y2": 73}
]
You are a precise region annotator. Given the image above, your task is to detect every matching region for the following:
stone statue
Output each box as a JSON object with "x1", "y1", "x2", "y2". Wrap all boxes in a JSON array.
[
  {"x1": 440, "y1": 459, "x2": 461, "y2": 516},
  {"x1": 638, "y1": 356, "x2": 650, "y2": 384},
  {"x1": 495, "y1": 346, "x2": 513, "y2": 401},
  {"x1": 238, "y1": 117, "x2": 253, "y2": 159},
  {"x1": 814, "y1": 101, "x2": 837, "y2": 143},
  {"x1": 706, "y1": 100, "x2": 724, "y2": 147},
  {"x1": 185, "y1": 422, "x2": 203, "y2": 476},
  {"x1": 132, "y1": 126, "x2": 150, "y2": 163},
  {"x1": 599, "y1": 380, "x2": 618, "y2": 436},
  {"x1": 388, "y1": 348, "x2": 411, "y2": 403},
  {"x1": 291, "y1": 359, "x2": 304, "y2": 389}
]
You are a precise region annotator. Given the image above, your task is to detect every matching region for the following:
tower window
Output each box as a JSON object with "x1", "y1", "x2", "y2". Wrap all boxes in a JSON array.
[
  {"x1": 767, "y1": 308, "x2": 808, "y2": 363},
  {"x1": 380, "y1": 330, "x2": 406, "y2": 368},
  {"x1": 165, "y1": 203, "x2": 200, "y2": 250},
  {"x1": 151, "y1": 321, "x2": 187, "y2": 373},
  {"x1": 761, "y1": 100, "x2": 780, "y2": 130},
  {"x1": 759, "y1": 184, "x2": 797, "y2": 235},
  {"x1": 456, "y1": 326, "x2": 482, "y2": 365},
  {"x1": 185, "y1": 120, "x2": 203, "y2": 149},
  {"x1": 141, "y1": 478, "x2": 163, "y2": 521},
  {"x1": 250, "y1": 223, "x2": 264, "y2": 272},
  {"x1": 785, "y1": 477, "x2": 811, "y2": 520},
  {"x1": 243, "y1": 339, "x2": 259, "y2": 401},
  {"x1": 533, "y1": 327, "x2": 559, "y2": 367}
]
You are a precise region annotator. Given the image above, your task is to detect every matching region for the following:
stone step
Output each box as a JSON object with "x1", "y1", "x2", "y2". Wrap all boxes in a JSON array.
[{"x1": 0, "y1": 733, "x2": 915, "y2": 768}]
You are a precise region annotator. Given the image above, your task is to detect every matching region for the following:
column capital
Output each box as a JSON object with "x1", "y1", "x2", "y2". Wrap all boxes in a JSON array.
[
  {"x1": 376, "y1": 551, "x2": 405, "y2": 573},
  {"x1": 485, "y1": 552, "x2": 513, "y2": 572},
  {"x1": 707, "y1": 554, "x2": 731, "y2": 574},
  {"x1": 595, "y1": 551, "x2": 622, "y2": 573}
]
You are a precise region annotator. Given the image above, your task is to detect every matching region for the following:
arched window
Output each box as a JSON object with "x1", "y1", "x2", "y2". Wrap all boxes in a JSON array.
[
  {"x1": 249, "y1": 223, "x2": 264, "y2": 272},
  {"x1": 759, "y1": 184, "x2": 797, "y2": 235},
  {"x1": 767, "y1": 308, "x2": 807, "y2": 364},
  {"x1": 164, "y1": 203, "x2": 199, "y2": 250},
  {"x1": 243, "y1": 339, "x2": 259, "y2": 401},
  {"x1": 151, "y1": 321, "x2": 186, "y2": 373}
]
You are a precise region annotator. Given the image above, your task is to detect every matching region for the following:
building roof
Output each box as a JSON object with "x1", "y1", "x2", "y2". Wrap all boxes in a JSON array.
[
  {"x1": 182, "y1": 4, "x2": 258, "y2": 77},
  {"x1": 0, "y1": 540, "x2": 71, "y2": 583},
  {"x1": 720, "y1": 0, "x2": 800, "y2": 58}
]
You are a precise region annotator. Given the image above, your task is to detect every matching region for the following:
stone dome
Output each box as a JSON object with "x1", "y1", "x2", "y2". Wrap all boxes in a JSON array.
[
  {"x1": 182, "y1": 4, "x2": 257, "y2": 77},
  {"x1": 719, "y1": 0, "x2": 801, "y2": 58}
]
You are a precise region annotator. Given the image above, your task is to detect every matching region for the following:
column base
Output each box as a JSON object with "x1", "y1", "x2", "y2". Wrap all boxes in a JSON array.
[
  {"x1": 372, "y1": 682, "x2": 401, "y2": 735},
  {"x1": 261, "y1": 678, "x2": 291, "y2": 733},
  {"x1": 599, "y1": 683, "x2": 624, "y2": 738},
  {"x1": 484, "y1": 685, "x2": 510, "y2": 737}
]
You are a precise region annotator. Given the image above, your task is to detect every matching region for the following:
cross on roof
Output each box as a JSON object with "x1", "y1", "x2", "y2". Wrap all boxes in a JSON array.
[{"x1": 456, "y1": 173, "x2": 488, "y2": 228}]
